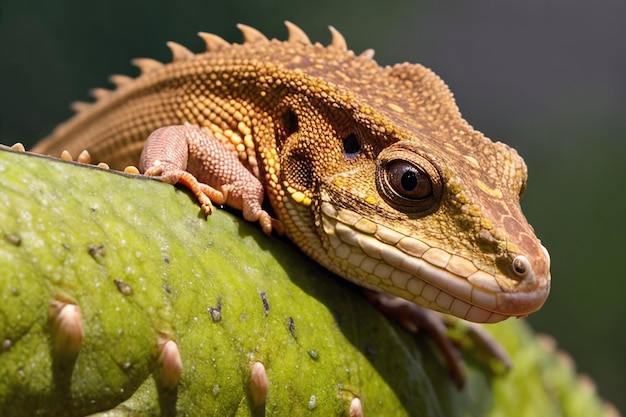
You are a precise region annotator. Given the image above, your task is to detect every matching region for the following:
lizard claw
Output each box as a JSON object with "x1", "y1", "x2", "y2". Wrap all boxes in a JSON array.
[
  {"x1": 365, "y1": 290, "x2": 512, "y2": 388},
  {"x1": 271, "y1": 218, "x2": 284, "y2": 235},
  {"x1": 143, "y1": 163, "x2": 225, "y2": 217},
  {"x1": 200, "y1": 201, "x2": 213, "y2": 216},
  {"x1": 256, "y1": 212, "x2": 284, "y2": 236}
]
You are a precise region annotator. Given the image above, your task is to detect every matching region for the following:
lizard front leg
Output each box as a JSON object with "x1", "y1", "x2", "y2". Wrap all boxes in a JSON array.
[{"x1": 139, "y1": 123, "x2": 281, "y2": 235}]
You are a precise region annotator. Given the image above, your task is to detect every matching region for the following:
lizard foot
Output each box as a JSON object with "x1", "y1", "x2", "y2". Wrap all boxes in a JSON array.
[
  {"x1": 221, "y1": 184, "x2": 284, "y2": 236},
  {"x1": 140, "y1": 123, "x2": 281, "y2": 234},
  {"x1": 364, "y1": 290, "x2": 511, "y2": 388},
  {"x1": 143, "y1": 164, "x2": 225, "y2": 216}
]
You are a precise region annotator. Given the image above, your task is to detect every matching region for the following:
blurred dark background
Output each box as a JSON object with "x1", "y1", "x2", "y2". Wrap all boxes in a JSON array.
[{"x1": 1, "y1": 0, "x2": 624, "y2": 413}]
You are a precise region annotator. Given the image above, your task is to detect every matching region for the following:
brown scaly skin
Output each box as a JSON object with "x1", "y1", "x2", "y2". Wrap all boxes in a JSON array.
[{"x1": 32, "y1": 22, "x2": 551, "y2": 383}]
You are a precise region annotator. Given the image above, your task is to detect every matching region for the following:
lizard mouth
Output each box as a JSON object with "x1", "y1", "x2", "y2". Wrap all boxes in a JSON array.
[{"x1": 319, "y1": 204, "x2": 551, "y2": 323}]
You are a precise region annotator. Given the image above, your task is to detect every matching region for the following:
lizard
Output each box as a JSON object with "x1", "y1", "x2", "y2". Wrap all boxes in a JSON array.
[{"x1": 29, "y1": 22, "x2": 551, "y2": 385}]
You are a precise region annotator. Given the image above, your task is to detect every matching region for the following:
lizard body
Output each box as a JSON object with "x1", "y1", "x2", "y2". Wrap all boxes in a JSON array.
[{"x1": 32, "y1": 23, "x2": 550, "y2": 325}]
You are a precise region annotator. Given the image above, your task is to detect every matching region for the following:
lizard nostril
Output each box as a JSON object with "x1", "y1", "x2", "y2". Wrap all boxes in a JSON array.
[{"x1": 511, "y1": 255, "x2": 531, "y2": 279}]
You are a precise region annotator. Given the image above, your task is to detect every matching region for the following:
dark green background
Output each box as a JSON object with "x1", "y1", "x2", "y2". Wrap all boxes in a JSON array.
[{"x1": 1, "y1": 0, "x2": 624, "y2": 414}]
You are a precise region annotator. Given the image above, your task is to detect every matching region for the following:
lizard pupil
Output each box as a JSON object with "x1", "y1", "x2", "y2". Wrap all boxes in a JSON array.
[
  {"x1": 401, "y1": 170, "x2": 418, "y2": 191},
  {"x1": 388, "y1": 161, "x2": 432, "y2": 200}
]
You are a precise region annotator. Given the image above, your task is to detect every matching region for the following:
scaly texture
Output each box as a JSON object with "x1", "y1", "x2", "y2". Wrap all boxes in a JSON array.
[{"x1": 32, "y1": 22, "x2": 551, "y2": 324}]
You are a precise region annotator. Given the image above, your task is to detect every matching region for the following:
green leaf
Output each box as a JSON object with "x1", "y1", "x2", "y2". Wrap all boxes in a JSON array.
[{"x1": 0, "y1": 148, "x2": 611, "y2": 416}]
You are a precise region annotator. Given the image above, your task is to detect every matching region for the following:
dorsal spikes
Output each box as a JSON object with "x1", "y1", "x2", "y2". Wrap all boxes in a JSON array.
[
  {"x1": 360, "y1": 48, "x2": 376, "y2": 60},
  {"x1": 70, "y1": 101, "x2": 91, "y2": 113},
  {"x1": 89, "y1": 88, "x2": 111, "y2": 100},
  {"x1": 108, "y1": 74, "x2": 133, "y2": 88},
  {"x1": 131, "y1": 57, "x2": 164, "y2": 74},
  {"x1": 166, "y1": 41, "x2": 195, "y2": 62},
  {"x1": 237, "y1": 23, "x2": 269, "y2": 43},
  {"x1": 198, "y1": 31, "x2": 230, "y2": 51},
  {"x1": 284, "y1": 21, "x2": 311, "y2": 45},
  {"x1": 328, "y1": 26, "x2": 347, "y2": 51}
]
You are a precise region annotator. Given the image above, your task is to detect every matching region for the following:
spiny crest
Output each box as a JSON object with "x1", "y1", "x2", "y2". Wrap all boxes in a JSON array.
[
  {"x1": 328, "y1": 26, "x2": 347, "y2": 51},
  {"x1": 89, "y1": 87, "x2": 111, "y2": 100},
  {"x1": 284, "y1": 21, "x2": 312, "y2": 44},
  {"x1": 70, "y1": 101, "x2": 91, "y2": 112},
  {"x1": 237, "y1": 23, "x2": 269, "y2": 43},
  {"x1": 108, "y1": 74, "x2": 133, "y2": 87},
  {"x1": 198, "y1": 31, "x2": 230, "y2": 51},
  {"x1": 166, "y1": 41, "x2": 195, "y2": 62},
  {"x1": 72, "y1": 22, "x2": 373, "y2": 114},
  {"x1": 130, "y1": 57, "x2": 164, "y2": 74},
  {"x1": 130, "y1": 21, "x2": 364, "y2": 71}
]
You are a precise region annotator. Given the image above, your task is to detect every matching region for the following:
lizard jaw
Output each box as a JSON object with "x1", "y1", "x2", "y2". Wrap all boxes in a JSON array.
[{"x1": 318, "y1": 203, "x2": 551, "y2": 323}]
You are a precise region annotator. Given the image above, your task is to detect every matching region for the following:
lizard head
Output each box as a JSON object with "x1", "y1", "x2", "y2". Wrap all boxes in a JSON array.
[{"x1": 272, "y1": 51, "x2": 550, "y2": 323}]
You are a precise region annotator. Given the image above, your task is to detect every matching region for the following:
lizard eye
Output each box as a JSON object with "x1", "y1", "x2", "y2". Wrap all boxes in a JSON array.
[
  {"x1": 376, "y1": 146, "x2": 442, "y2": 214},
  {"x1": 386, "y1": 161, "x2": 433, "y2": 200}
]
